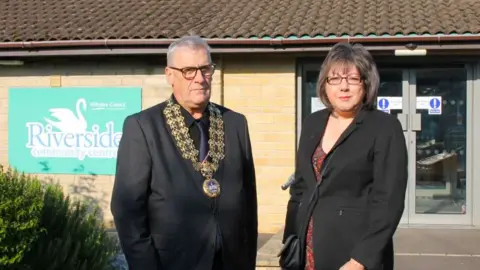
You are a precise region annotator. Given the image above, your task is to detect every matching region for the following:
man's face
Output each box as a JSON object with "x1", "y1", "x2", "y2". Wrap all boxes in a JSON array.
[{"x1": 165, "y1": 47, "x2": 214, "y2": 111}]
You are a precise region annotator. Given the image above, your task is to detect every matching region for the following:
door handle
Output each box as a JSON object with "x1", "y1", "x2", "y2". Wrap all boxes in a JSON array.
[
  {"x1": 411, "y1": 113, "x2": 422, "y2": 131},
  {"x1": 397, "y1": 113, "x2": 408, "y2": 131}
]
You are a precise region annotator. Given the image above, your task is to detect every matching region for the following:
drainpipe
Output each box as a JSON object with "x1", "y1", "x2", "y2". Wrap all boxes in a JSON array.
[
  {"x1": 2, "y1": 35, "x2": 480, "y2": 49},
  {"x1": 1, "y1": 35, "x2": 480, "y2": 56}
]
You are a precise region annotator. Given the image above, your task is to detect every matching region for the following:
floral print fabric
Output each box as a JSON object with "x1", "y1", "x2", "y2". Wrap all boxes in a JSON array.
[{"x1": 305, "y1": 143, "x2": 327, "y2": 270}]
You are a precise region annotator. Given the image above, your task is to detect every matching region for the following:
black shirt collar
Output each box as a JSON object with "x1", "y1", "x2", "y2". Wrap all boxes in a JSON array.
[{"x1": 171, "y1": 94, "x2": 209, "y2": 127}]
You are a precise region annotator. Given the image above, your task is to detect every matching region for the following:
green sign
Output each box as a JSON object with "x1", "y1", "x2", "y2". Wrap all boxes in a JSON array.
[{"x1": 8, "y1": 87, "x2": 142, "y2": 175}]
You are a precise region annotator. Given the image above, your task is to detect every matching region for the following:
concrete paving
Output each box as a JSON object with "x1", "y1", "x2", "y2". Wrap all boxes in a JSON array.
[
  {"x1": 109, "y1": 227, "x2": 480, "y2": 269},
  {"x1": 256, "y1": 227, "x2": 480, "y2": 270}
]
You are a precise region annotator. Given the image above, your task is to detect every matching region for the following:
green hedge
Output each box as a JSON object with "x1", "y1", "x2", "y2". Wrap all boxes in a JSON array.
[
  {"x1": 0, "y1": 167, "x2": 44, "y2": 266},
  {"x1": 0, "y1": 166, "x2": 120, "y2": 270}
]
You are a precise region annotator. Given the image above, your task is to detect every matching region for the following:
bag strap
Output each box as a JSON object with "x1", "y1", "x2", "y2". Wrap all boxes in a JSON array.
[{"x1": 298, "y1": 148, "x2": 337, "y2": 238}]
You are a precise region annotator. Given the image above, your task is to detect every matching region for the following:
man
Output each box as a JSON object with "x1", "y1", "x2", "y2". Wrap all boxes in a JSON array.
[{"x1": 110, "y1": 35, "x2": 258, "y2": 270}]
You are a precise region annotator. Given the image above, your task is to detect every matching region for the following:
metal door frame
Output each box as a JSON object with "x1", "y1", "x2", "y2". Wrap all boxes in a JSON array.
[
  {"x1": 404, "y1": 67, "x2": 473, "y2": 226},
  {"x1": 377, "y1": 69, "x2": 411, "y2": 225}
]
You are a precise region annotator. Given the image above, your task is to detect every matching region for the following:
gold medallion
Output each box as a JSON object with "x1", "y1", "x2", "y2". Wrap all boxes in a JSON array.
[
  {"x1": 203, "y1": 178, "x2": 221, "y2": 198},
  {"x1": 163, "y1": 97, "x2": 225, "y2": 198}
]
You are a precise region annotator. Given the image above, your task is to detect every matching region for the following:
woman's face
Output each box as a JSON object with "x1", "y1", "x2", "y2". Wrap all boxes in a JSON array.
[{"x1": 325, "y1": 64, "x2": 365, "y2": 114}]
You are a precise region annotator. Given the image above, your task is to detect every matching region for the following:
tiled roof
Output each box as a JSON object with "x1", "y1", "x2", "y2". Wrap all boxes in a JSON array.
[{"x1": 1, "y1": 0, "x2": 480, "y2": 42}]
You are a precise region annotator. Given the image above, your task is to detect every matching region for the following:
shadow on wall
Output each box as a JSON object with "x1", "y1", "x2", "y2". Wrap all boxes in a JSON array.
[
  {"x1": 38, "y1": 160, "x2": 111, "y2": 226},
  {"x1": 0, "y1": 55, "x2": 167, "y2": 77}
]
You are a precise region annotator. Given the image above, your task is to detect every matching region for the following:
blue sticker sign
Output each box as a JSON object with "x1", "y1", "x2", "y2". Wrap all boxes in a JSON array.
[
  {"x1": 376, "y1": 97, "x2": 402, "y2": 114},
  {"x1": 416, "y1": 96, "x2": 443, "y2": 115},
  {"x1": 8, "y1": 87, "x2": 142, "y2": 175},
  {"x1": 378, "y1": 98, "x2": 390, "y2": 112},
  {"x1": 429, "y1": 97, "x2": 442, "y2": 115}
]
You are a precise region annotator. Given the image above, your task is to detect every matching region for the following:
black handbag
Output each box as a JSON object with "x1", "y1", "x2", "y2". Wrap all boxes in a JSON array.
[
  {"x1": 277, "y1": 231, "x2": 302, "y2": 269},
  {"x1": 277, "y1": 151, "x2": 335, "y2": 270},
  {"x1": 277, "y1": 181, "x2": 320, "y2": 270}
]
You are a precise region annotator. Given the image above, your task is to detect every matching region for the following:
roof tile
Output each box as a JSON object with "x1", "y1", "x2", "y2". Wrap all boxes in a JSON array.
[{"x1": 0, "y1": 0, "x2": 479, "y2": 42}]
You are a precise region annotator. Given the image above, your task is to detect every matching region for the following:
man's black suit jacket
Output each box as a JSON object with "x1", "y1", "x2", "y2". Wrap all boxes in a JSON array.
[
  {"x1": 283, "y1": 108, "x2": 408, "y2": 270},
  {"x1": 111, "y1": 100, "x2": 258, "y2": 270}
]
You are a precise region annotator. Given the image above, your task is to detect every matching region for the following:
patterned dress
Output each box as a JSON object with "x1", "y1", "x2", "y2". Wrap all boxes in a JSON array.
[{"x1": 305, "y1": 143, "x2": 327, "y2": 270}]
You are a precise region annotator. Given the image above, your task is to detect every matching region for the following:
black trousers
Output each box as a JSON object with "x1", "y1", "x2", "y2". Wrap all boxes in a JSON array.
[{"x1": 212, "y1": 249, "x2": 223, "y2": 270}]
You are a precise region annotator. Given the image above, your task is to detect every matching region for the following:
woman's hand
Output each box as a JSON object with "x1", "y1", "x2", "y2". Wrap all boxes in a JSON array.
[{"x1": 339, "y1": 258, "x2": 365, "y2": 270}]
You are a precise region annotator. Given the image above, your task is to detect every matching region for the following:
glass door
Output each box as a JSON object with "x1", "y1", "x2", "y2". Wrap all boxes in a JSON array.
[
  {"x1": 407, "y1": 68, "x2": 472, "y2": 225},
  {"x1": 377, "y1": 69, "x2": 410, "y2": 224},
  {"x1": 377, "y1": 67, "x2": 472, "y2": 226}
]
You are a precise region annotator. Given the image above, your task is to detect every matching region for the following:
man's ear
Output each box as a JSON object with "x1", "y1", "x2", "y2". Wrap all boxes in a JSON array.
[{"x1": 165, "y1": 66, "x2": 173, "y2": 86}]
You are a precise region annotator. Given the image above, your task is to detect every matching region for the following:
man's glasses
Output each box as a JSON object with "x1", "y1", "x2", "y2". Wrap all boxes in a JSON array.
[
  {"x1": 169, "y1": 64, "x2": 216, "y2": 80},
  {"x1": 326, "y1": 75, "x2": 363, "y2": 85}
]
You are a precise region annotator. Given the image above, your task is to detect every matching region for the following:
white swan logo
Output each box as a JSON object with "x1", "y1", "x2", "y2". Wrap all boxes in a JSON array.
[
  {"x1": 25, "y1": 98, "x2": 122, "y2": 160},
  {"x1": 44, "y1": 98, "x2": 88, "y2": 133}
]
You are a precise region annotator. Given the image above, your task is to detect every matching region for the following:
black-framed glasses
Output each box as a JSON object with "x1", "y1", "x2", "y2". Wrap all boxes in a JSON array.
[
  {"x1": 169, "y1": 63, "x2": 216, "y2": 80},
  {"x1": 326, "y1": 75, "x2": 363, "y2": 85}
]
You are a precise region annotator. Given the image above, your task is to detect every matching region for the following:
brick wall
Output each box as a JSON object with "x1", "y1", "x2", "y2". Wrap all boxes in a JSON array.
[{"x1": 223, "y1": 55, "x2": 296, "y2": 234}]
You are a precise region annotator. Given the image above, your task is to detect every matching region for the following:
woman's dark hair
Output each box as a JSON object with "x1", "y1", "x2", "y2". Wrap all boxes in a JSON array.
[{"x1": 317, "y1": 42, "x2": 380, "y2": 110}]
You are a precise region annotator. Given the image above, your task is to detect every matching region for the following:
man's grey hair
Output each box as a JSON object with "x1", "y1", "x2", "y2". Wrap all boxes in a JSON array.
[{"x1": 166, "y1": 35, "x2": 212, "y2": 66}]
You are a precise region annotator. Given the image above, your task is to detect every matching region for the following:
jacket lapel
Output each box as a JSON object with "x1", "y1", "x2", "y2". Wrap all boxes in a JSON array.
[
  {"x1": 302, "y1": 111, "x2": 329, "y2": 186},
  {"x1": 301, "y1": 109, "x2": 368, "y2": 186},
  {"x1": 329, "y1": 109, "x2": 367, "y2": 154},
  {"x1": 315, "y1": 109, "x2": 368, "y2": 193}
]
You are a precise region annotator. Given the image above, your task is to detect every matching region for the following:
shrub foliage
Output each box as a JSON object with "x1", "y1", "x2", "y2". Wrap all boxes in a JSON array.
[{"x1": 0, "y1": 166, "x2": 120, "y2": 270}]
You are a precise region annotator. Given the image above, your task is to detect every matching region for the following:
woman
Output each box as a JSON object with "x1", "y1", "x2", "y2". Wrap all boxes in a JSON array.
[{"x1": 282, "y1": 43, "x2": 408, "y2": 270}]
